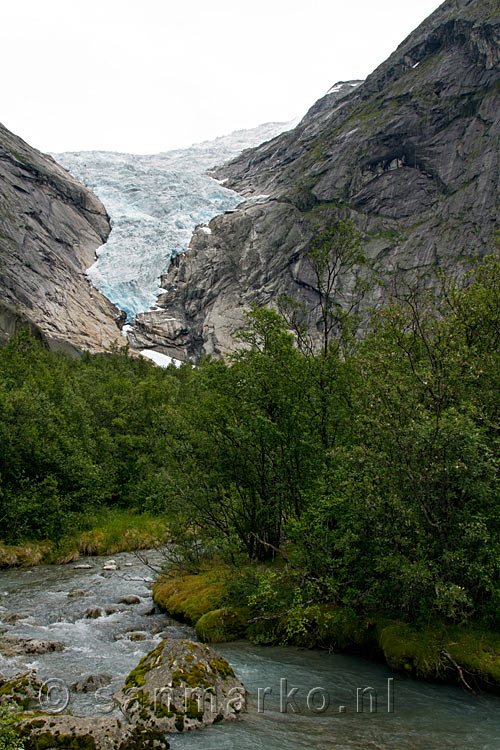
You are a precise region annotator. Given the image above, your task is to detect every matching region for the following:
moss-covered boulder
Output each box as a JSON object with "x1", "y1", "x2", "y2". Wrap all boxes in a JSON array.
[
  {"x1": 0, "y1": 671, "x2": 44, "y2": 711},
  {"x1": 115, "y1": 639, "x2": 245, "y2": 733},
  {"x1": 195, "y1": 607, "x2": 249, "y2": 643}
]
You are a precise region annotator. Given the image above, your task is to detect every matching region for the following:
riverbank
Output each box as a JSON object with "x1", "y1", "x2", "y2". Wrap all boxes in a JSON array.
[
  {"x1": 153, "y1": 564, "x2": 500, "y2": 695},
  {"x1": 0, "y1": 510, "x2": 168, "y2": 568}
]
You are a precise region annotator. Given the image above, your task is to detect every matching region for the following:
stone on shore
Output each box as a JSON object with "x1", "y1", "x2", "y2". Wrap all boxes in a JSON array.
[{"x1": 19, "y1": 715, "x2": 169, "y2": 750}]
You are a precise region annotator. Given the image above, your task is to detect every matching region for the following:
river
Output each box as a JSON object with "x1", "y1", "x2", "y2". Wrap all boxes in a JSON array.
[{"x1": 0, "y1": 550, "x2": 498, "y2": 749}]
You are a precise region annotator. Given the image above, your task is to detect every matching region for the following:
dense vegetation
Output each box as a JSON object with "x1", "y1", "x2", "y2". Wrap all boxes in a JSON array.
[
  {"x1": 1, "y1": 231, "x2": 500, "y2": 637},
  {"x1": 0, "y1": 704, "x2": 23, "y2": 750}
]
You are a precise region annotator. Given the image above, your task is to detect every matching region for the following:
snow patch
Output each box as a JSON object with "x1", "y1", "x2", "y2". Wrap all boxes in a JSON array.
[
  {"x1": 141, "y1": 350, "x2": 182, "y2": 368},
  {"x1": 327, "y1": 80, "x2": 362, "y2": 95}
]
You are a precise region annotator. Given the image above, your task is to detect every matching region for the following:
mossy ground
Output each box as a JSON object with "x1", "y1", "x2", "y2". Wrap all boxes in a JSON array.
[
  {"x1": 380, "y1": 622, "x2": 500, "y2": 689},
  {"x1": 154, "y1": 562, "x2": 500, "y2": 694},
  {"x1": 152, "y1": 566, "x2": 228, "y2": 624},
  {"x1": 0, "y1": 510, "x2": 168, "y2": 568}
]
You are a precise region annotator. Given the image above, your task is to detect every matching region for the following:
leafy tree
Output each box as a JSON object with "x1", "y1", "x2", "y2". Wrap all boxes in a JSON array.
[{"x1": 162, "y1": 308, "x2": 323, "y2": 560}]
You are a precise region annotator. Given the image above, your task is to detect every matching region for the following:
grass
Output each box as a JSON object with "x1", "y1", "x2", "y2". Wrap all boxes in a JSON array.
[{"x1": 0, "y1": 509, "x2": 168, "y2": 568}]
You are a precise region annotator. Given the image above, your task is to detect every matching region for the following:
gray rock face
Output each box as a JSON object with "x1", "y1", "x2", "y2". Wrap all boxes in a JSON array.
[
  {"x1": 0, "y1": 122, "x2": 126, "y2": 351},
  {"x1": 132, "y1": 0, "x2": 500, "y2": 359}
]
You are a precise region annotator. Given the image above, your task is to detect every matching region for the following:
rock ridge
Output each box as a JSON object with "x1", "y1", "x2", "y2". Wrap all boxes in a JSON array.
[
  {"x1": 0, "y1": 122, "x2": 126, "y2": 351},
  {"x1": 131, "y1": 0, "x2": 500, "y2": 359}
]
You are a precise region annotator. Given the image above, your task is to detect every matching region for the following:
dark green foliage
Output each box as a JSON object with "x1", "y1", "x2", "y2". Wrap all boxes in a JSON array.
[
  {"x1": 277, "y1": 251, "x2": 500, "y2": 630},
  {"x1": 0, "y1": 332, "x2": 181, "y2": 543},
  {"x1": 0, "y1": 704, "x2": 24, "y2": 750},
  {"x1": 2, "y1": 242, "x2": 500, "y2": 633}
]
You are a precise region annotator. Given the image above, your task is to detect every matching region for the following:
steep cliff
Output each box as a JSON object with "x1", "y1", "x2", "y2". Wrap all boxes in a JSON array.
[
  {"x1": 131, "y1": 0, "x2": 500, "y2": 359},
  {"x1": 0, "y1": 123, "x2": 126, "y2": 351}
]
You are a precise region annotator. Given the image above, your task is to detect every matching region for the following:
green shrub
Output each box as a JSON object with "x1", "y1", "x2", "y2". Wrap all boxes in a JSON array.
[{"x1": 0, "y1": 704, "x2": 24, "y2": 750}]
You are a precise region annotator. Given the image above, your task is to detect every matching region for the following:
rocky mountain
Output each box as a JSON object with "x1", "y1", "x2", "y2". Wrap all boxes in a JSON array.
[
  {"x1": 0, "y1": 123, "x2": 125, "y2": 351},
  {"x1": 131, "y1": 0, "x2": 500, "y2": 360}
]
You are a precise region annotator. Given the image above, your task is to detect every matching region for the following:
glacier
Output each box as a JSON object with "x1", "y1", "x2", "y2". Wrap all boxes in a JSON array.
[{"x1": 53, "y1": 121, "x2": 295, "y2": 323}]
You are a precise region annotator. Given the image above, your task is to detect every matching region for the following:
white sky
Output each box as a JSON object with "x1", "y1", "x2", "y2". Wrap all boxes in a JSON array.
[{"x1": 1, "y1": 0, "x2": 442, "y2": 154}]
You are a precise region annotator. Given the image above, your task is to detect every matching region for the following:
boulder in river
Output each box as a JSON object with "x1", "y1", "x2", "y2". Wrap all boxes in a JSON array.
[
  {"x1": 0, "y1": 611, "x2": 26, "y2": 624},
  {"x1": 114, "y1": 639, "x2": 245, "y2": 733},
  {"x1": 71, "y1": 673, "x2": 113, "y2": 693},
  {"x1": 128, "y1": 632, "x2": 148, "y2": 642},
  {"x1": 0, "y1": 636, "x2": 64, "y2": 657},
  {"x1": 68, "y1": 589, "x2": 91, "y2": 598},
  {"x1": 86, "y1": 607, "x2": 105, "y2": 619},
  {"x1": 0, "y1": 670, "x2": 43, "y2": 710},
  {"x1": 119, "y1": 596, "x2": 141, "y2": 606},
  {"x1": 115, "y1": 631, "x2": 149, "y2": 642}
]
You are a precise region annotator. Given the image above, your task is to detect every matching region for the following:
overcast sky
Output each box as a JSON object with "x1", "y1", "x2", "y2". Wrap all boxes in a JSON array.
[{"x1": 1, "y1": 0, "x2": 442, "y2": 154}]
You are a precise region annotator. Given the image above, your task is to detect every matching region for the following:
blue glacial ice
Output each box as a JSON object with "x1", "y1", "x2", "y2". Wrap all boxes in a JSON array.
[{"x1": 53, "y1": 121, "x2": 295, "y2": 322}]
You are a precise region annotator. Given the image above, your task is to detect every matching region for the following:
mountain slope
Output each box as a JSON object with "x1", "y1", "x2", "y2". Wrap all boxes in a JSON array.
[
  {"x1": 0, "y1": 123, "x2": 125, "y2": 351},
  {"x1": 131, "y1": 0, "x2": 500, "y2": 359}
]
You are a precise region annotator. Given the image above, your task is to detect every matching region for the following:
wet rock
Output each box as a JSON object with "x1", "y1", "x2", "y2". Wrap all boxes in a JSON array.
[
  {"x1": 0, "y1": 612, "x2": 26, "y2": 623},
  {"x1": 119, "y1": 596, "x2": 141, "y2": 606},
  {"x1": 19, "y1": 715, "x2": 169, "y2": 750},
  {"x1": 115, "y1": 639, "x2": 245, "y2": 733},
  {"x1": 25, "y1": 639, "x2": 64, "y2": 655},
  {"x1": 86, "y1": 607, "x2": 104, "y2": 619},
  {"x1": 71, "y1": 674, "x2": 113, "y2": 693},
  {"x1": 68, "y1": 589, "x2": 91, "y2": 598},
  {"x1": 127, "y1": 632, "x2": 149, "y2": 642},
  {"x1": 113, "y1": 631, "x2": 149, "y2": 642},
  {"x1": 106, "y1": 607, "x2": 119, "y2": 616},
  {"x1": 119, "y1": 724, "x2": 170, "y2": 749},
  {"x1": 0, "y1": 636, "x2": 64, "y2": 657}
]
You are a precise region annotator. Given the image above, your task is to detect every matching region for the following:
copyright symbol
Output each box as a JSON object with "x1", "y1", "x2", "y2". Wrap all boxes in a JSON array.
[{"x1": 38, "y1": 678, "x2": 70, "y2": 714}]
